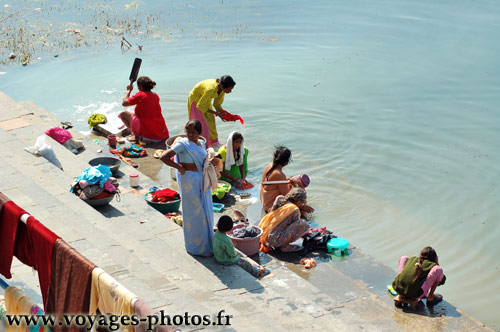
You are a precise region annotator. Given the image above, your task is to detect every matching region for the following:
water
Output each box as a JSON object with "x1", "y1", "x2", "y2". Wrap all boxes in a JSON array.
[{"x1": 1, "y1": 0, "x2": 499, "y2": 329}]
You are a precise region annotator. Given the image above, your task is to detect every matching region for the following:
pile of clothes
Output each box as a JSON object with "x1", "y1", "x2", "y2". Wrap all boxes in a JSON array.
[
  {"x1": 110, "y1": 144, "x2": 147, "y2": 157},
  {"x1": 148, "y1": 188, "x2": 180, "y2": 203},
  {"x1": 70, "y1": 165, "x2": 118, "y2": 201},
  {"x1": 231, "y1": 225, "x2": 261, "y2": 238}
]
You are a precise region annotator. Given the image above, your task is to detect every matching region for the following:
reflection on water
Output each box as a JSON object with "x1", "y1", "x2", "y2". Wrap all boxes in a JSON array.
[{"x1": 1, "y1": 0, "x2": 499, "y2": 329}]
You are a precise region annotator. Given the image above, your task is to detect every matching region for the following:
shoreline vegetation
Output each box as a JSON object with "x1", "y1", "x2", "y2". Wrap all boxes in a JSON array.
[
  {"x1": 0, "y1": 1, "x2": 176, "y2": 66},
  {"x1": 0, "y1": 1, "x2": 258, "y2": 67}
]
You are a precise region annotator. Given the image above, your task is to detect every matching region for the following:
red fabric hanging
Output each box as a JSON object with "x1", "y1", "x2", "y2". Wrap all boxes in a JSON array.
[
  {"x1": 0, "y1": 193, "x2": 27, "y2": 279},
  {"x1": 14, "y1": 216, "x2": 59, "y2": 307}
]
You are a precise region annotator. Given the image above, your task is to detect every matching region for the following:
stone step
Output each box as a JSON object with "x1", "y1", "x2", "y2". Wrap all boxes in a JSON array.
[
  {"x1": 0, "y1": 132, "x2": 215, "y2": 305},
  {"x1": 0, "y1": 127, "x2": 290, "y2": 330},
  {"x1": 0, "y1": 103, "x2": 352, "y2": 330},
  {"x1": 3, "y1": 97, "x2": 461, "y2": 331}
]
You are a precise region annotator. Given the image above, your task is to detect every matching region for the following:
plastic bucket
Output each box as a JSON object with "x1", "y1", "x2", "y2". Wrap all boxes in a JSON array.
[{"x1": 227, "y1": 224, "x2": 262, "y2": 256}]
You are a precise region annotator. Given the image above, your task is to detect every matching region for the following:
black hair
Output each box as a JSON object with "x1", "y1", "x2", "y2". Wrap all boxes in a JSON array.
[
  {"x1": 219, "y1": 75, "x2": 236, "y2": 89},
  {"x1": 185, "y1": 119, "x2": 202, "y2": 135},
  {"x1": 137, "y1": 76, "x2": 156, "y2": 92},
  {"x1": 265, "y1": 146, "x2": 292, "y2": 179},
  {"x1": 217, "y1": 215, "x2": 234, "y2": 233},
  {"x1": 232, "y1": 132, "x2": 244, "y2": 161},
  {"x1": 413, "y1": 246, "x2": 438, "y2": 283}
]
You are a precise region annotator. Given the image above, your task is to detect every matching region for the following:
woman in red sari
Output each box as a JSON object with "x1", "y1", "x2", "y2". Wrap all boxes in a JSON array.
[{"x1": 119, "y1": 76, "x2": 169, "y2": 142}]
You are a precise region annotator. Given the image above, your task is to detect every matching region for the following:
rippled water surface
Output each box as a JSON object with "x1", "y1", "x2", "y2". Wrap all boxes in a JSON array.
[{"x1": 1, "y1": 0, "x2": 499, "y2": 329}]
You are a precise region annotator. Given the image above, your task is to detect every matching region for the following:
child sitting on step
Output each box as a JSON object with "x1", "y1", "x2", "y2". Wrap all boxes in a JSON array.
[
  {"x1": 213, "y1": 215, "x2": 268, "y2": 278},
  {"x1": 392, "y1": 246, "x2": 446, "y2": 308}
]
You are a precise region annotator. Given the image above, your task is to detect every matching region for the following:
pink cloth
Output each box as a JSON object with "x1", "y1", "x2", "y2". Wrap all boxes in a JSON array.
[
  {"x1": 103, "y1": 181, "x2": 117, "y2": 193},
  {"x1": 189, "y1": 102, "x2": 210, "y2": 143},
  {"x1": 45, "y1": 127, "x2": 72, "y2": 144},
  {"x1": 398, "y1": 256, "x2": 444, "y2": 299}
]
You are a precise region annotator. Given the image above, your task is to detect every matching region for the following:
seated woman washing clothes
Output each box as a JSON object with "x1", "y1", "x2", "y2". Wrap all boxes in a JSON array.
[
  {"x1": 217, "y1": 131, "x2": 251, "y2": 189},
  {"x1": 260, "y1": 146, "x2": 314, "y2": 214},
  {"x1": 120, "y1": 76, "x2": 170, "y2": 142},
  {"x1": 258, "y1": 188, "x2": 311, "y2": 252},
  {"x1": 159, "y1": 120, "x2": 214, "y2": 256},
  {"x1": 392, "y1": 246, "x2": 446, "y2": 309}
]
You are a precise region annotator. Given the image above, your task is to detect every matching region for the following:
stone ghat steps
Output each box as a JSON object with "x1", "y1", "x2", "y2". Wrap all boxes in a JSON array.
[
  {"x1": 0, "y1": 91, "x2": 492, "y2": 332},
  {"x1": 0, "y1": 93, "x2": 359, "y2": 331}
]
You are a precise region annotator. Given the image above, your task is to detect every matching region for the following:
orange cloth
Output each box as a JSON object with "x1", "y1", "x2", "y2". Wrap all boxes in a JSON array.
[
  {"x1": 258, "y1": 203, "x2": 299, "y2": 251},
  {"x1": 300, "y1": 258, "x2": 317, "y2": 269}
]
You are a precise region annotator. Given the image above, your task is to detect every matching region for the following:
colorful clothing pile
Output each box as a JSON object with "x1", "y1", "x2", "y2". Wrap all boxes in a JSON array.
[
  {"x1": 151, "y1": 188, "x2": 180, "y2": 203},
  {"x1": 110, "y1": 144, "x2": 147, "y2": 157},
  {"x1": 70, "y1": 166, "x2": 118, "y2": 201}
]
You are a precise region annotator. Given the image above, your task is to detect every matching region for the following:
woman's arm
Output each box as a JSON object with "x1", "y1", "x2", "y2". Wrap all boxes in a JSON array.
[
  {"x1": 160, "y1": 149, "x2": 185, "y2": 174},
  {"x1": 197, "y1": 90, "x2": 217, "y2": 114},
  {"x1": 213, "y1": 92, "x2": 225, "y2": 112},
  {"x1": 220, "y1": 170, "x2": 239, "y2": 182},
  {"x1": 239, "y1": 164, "x2": 246, "y2": 180},
  {"x1": 122, "y1": 83, "x2": 133, "y2": 107}
]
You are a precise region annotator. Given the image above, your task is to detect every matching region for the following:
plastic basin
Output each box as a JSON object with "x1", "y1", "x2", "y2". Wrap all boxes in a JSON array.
[
  {"x1": 86, "y1": 195, "x2": 114, "y2": 207},
  {"x1": 144, "y1": 194, "x2": 181, "y2": 214},
  {"x1": 88, "y1": 157, "x2": 121, "y2": 174},
  {"x1": 227, "y1": 224, "x2": 262, "y2": 256}
]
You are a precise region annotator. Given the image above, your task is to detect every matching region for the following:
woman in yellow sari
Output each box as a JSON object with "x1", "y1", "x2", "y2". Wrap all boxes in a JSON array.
[
  {"x1": 187, "y1": 75, "x2": 236, "y2": 147},
  {"x1": 258, "y1": 188, "x2": 310, "y2": 252}
]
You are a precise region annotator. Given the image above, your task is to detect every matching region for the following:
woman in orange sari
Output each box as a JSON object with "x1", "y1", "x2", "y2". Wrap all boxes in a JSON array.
[{"x1": 258, "y1": 188, "x2": 310, "y2": 252}]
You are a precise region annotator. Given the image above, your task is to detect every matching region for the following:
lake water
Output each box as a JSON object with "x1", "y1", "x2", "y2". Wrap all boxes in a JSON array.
[{"x1": 1, "y1": 0, "x2": 499, "y2": 329}]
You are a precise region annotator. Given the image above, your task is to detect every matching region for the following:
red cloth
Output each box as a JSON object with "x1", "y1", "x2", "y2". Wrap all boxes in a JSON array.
[
  {"x1": 219, "y1": 110, "x2": 244, "y2": 124},
  {"x1": 0, "y1": 194, "x2": 27, "y2": 279},
  {"x1": 152, "y1": 188, "x2": 180, "y2": 203},
  {"x1": 128, "y1": 91, "x2": 169, "y2": 140},
  {"x1": 240, "y1": 180, "x2": 254, "y2": 189},
  {"x1": 14, "y1": 216, "x2": 59, "y2": 307}
]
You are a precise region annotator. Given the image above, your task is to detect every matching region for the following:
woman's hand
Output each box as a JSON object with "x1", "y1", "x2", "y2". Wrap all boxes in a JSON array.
[
  {"x1": 301, "y1": 204, "x2": 315, "y2": 213},
  {"x1": 289, "y1": 177, "x2": 304, "y2": 188},
  {"x1": 177, "y1": 164, "x2": 186, "y2": 175},
  {"x1": 235, "y1": 178, "x2": 244, "y2": 189}
]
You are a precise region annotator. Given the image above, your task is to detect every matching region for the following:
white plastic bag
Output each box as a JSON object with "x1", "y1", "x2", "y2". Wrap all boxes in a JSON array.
[{"x1": 24, "y1": 135, "x2": 63, "y2": 170}]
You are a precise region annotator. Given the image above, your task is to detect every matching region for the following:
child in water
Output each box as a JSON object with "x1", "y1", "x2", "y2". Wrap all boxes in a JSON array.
[
  {"x1": 213, "y1": 215, "x2": 268, "y2": 277},
  {"x1": 392, "y1": 246, "x2": 446, "y2": 308}
]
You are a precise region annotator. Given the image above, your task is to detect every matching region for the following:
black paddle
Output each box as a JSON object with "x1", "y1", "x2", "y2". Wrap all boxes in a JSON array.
[{"x1": 129, "y1": 58, "x2": 142, "y2": 83}]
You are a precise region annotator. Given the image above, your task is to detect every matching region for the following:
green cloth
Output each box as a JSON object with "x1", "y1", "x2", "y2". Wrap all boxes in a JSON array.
[
  {"x1": 392, "y1": 256, "x2": 436, "y2": 299},
  {"x1": 213, "y1": 230, "x2": 239, "y2": 265},
  {"x1": 88, "y1": 113, "x2": 107, "y2": 128},
  {"x1": 217, "y1": 146, "x2": 249, "y2": 182}
]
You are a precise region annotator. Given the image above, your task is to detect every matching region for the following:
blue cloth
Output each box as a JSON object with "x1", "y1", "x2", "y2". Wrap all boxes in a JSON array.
[
  {"x1": 73, "y1": 165, "x2": 112, "y2": 189},
  {"x1": 172, "y1": 140, "x2": 196, "y2": 163},
  {"x1": 174, "y1": 138, "x2": 214, "y2": 255}
]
